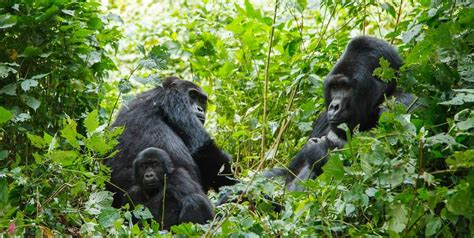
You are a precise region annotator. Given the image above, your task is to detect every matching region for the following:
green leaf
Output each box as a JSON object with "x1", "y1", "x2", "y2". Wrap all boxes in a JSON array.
[
  {"x1": 0, "y1": 14, "x2": 17, "y2": 29},
  {"x1": 87, "y1": 134, "x2": 113, "y2": 155},
  {"x1": 387, "y1": 204, "x2": 408, "y2": 233},
  {"x1": 27, "y1": 133, "x2": 47, "y2": 149},
  {"x1": 132, "y1": 205, "x2": 154, "y2": 220},
  {"x1": 0, "y1": 150, "x2": 8, "y2": 160},
  {"x1": 87, "y1": 17, "x2": 103, "y2": 30},
  {"x1": 0, "y1": 106, "x2": 13, "y2": 125},
  {"x1": 296, "y1": 0, "x2": 307, "y2": 11},
  {"x1": 22, "y1": 46, "x2": 43, "y2": 57},
  {"x1": 84, "y1": 110, "x2": 99, "y2": 134},
  {"x1": 85, "y1": 191, "x2": 113, "y2": 215},
  {"x1": 425, "y1": 215, "x2": 442, "y2": 236},
  {"x1": 36, "y1": 5, "x2": 59, "y2": 22},
  {"x1": 98, "y1": 207, "x2": 121, "y2": 228},
  {"x1": 1, "y1": 84, "x2": 16, "y2": 95},
  {"x1": 439, "y1": 89, "x2": 474, "y2": 105},
  {"x1": 0, "y1": 179, "x2": 8, "y2": 205},
  {"x1": 60, "y1": 119, "x2": 79, "y2": 148},
  {"x1": 381, "y1": 2, "x2": 396, "y2": 18},
  {"x1": 457, "y1": 117, "x2": 474, "y2": 131},
  {"x1": 20, "y1": 79, "x2": 39, "y2": 91},
  {"x1": 0, "y1": 63, "x2": 17, "y2": 78},
  {"x1": 322, "y1": 155, "x2": 344, "y2": 180},
  {"x1": 49, "y1": 150, "x2": 78, "y2": 166},
  {"x1": 23, "y1": 96, "x2": 41, "y2": 111}
]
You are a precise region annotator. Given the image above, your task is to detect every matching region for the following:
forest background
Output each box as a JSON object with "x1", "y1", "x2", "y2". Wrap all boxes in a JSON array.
[{"x1": 0, "y1": 0, "x2": 472, "y2": 236}]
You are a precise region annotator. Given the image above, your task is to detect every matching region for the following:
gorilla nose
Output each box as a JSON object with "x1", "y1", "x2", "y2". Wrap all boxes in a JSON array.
[
  {"x1": 196, "y1": 106, "x2": 204, "y2": 113},
  {"x1": 328, "y1": 100, "x2": 342, "y2": 114},
  {"x1": 144, "y1": 172, "x2": 155, "y2": 180}
]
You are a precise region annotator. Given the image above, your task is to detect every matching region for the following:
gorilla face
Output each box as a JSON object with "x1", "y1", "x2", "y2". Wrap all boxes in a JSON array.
[
  {"x1": 163, "y1": 77, "x2": 208, "y2": 124},
  {"x1": 133, "y1": 148, "x2": 175, "y2": 191},
  {"x1": 187, "y1": 87, "x2": 208, "y2": 124},
  {"x1": 324, "y1": 74, "x2": 356, "y2": 129},
  {"x1": 137, "y1": 158, "x2": 163, "y2": 189}
]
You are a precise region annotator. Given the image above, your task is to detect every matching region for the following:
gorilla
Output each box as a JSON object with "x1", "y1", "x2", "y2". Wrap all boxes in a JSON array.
[
  {"x1": 268, "y1": 36, "x2": 415, "y2": 191},
  {"x1": 125, "y1": 147, "x2": 214, "y2": 230},
  {"x1": 106, "y1": 76, "x2": 236, "y2": 207}
]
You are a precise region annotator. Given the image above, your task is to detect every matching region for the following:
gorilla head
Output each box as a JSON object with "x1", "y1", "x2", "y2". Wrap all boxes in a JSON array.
[
  {"x1": 163, "y1": 77, "x2": 208, "y2": 124},
  {"x1": 133, "y1": 147, "x2": 175, "y2": 193}
]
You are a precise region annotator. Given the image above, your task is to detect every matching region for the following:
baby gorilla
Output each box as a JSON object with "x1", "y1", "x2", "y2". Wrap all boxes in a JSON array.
[{"x1": 125, "y1": 147, "x2": 215, "y2": 230}]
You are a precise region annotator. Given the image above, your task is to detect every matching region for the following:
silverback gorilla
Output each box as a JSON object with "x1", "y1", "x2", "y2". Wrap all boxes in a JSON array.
[
  {"x1": 106, "y1": 76, "x2": 236, "y2": 208},
  {"x1": 125, "y1": 148, "x2": 214, "y2": 230},
  {"x1": 268, "y1": 36, "x2": 414, "y2": 191}
]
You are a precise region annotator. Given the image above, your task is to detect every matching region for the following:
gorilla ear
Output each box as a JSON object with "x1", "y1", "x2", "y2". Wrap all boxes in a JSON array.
[{"x1": 163, "y1": 76, "x2": 181, "y2": 88}]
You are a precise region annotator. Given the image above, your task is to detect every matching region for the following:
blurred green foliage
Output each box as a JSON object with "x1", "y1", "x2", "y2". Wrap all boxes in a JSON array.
[{"x1": 0, "y1": 0, "x2": 472, "y2": 236}]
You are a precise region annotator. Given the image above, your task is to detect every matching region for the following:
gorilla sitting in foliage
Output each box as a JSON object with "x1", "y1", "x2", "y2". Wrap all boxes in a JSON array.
[
  {"x1": 268, "y1": 36, "x2": 416, "y2": 191},
  {"x1": 106, "y1": 76, "x2": 236, "y2": 207},
  {"x1": 124, "y1": 147, "x2": 214, "y2": 230}
]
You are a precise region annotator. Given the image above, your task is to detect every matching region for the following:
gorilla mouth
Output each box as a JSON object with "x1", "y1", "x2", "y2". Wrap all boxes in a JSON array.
[
  {"x1": 144, "y1": 181, "x2": 161, "y2": 188},
  {"x1": 196, "y1": 114, "x2": 205, "y2": 124},
  {"x1": 329, "y1": 119, "x2": 344, "y2": 125}
]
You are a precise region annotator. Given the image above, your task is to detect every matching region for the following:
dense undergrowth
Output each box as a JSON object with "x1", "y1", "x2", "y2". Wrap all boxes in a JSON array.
[{"x1": 0, "y1": 0, "x2": 472, "y2": 237}]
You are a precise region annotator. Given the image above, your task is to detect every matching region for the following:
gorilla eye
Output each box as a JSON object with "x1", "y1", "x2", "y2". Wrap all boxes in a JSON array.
[{"x1": 189, "y1": 90, "x2": 199, "y2": 99}]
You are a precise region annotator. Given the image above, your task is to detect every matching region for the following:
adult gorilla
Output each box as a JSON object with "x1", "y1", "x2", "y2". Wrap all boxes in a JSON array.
[
  {"x1": 267, "y1": 36, "x2": 416, "y2": 191},
  {"x1": 106, "y1": 76, "x2": 236, "y2": 207}
]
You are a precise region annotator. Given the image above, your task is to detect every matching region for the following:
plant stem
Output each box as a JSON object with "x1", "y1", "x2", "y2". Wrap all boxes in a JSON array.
[{"x1": 260, "y1": 0, "x2": 279, "y2": 162}]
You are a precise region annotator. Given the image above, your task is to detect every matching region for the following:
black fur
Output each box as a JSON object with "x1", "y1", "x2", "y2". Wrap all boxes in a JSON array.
[
  {"x1": 267, "y1": 36, "x2": 413, "y2": 191},
  {"x1": 125, "y1": 148, "x2": 215, "y2": 230},
  {"x1": 106, "y1": 76, "x2": 236, "y2": 207}
]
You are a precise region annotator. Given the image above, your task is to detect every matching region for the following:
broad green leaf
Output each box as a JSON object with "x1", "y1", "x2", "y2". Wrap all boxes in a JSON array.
[
  {"x1": 85, "y1": 191, "x2": 113, "y2": 215},
  {"x1": 387, "y1": 204, "x2": 408, "y2": 233},
  {"x1": 23, "y1": 96, "x2": 41, "y2": 111},
  {"x1": 60, "y1": 119, "x2": 79, "y2": 148},
  {"x1": 27, "y1": 133, "x2": 47, "y2": 149},
  {"x1": 20, "y1": 79, "x2": 38, "y2": 91},
  {"x1": 0, "y1": 14, "x2": 17, "y2": 29},
  {"x1": 0, "y1": 64, "x2": 17, "y2": 78},
  {"x1": 132, "y1": 205, "x2": 154, "y2": 220},
  {"x1": 22, "y1": 46, "x2": 43, "y2": 57},
  {"x1": 425, "y1": 215, "x2": 442, "y2": 236},
  {"x1": 1, "y1": 84, "x2": 16, "y2": 95},
  {"x1": 322, "y1": 155, "x2": 344, "y2": 180},
  {"x1": 0, "y1": 106, "x2": 13, "y2": 125},
  {"x1": 87, "y1": 134, "x2": 113, "y2": 155},
  {"x1": 0, "y1": 150, "x2": 8, "y2": 160},
  {"x1": 84, "y1": 110, "x2": 99, "y2": 134},
  {"x1": 49, "y1": 150, "x2": 78, "y2": 166},
  {"x1": 98, "y1": 207, "x2": 121, "y2": 228}
]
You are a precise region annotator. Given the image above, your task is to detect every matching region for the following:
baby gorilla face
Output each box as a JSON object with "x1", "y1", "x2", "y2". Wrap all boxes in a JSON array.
[
  {"x1": 133, "y1": 147, "x2": 175, "y2": 192},
  {"x1": 137, "y1": 158, "x2": 164, "y2": 189}
]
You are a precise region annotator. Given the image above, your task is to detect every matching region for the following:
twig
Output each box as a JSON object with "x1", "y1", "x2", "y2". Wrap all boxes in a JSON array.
[
  {"x1": 390, "y1": 0, "x2": 404, "y2": 44},
  {"x1": 107, "y1": 64, "x2": 141, "y2": 126},
  {"x1": 260, "y1": 0, "x2": 279, "y2": 162}
]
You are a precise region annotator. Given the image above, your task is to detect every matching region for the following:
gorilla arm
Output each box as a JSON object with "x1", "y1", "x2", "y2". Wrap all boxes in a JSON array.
[
  {"x1": 158, "y1": 87, "x2": 237, "y2": 191},
  {"x1": 166, "y1": 168, "x2": 215, "y2": 224}
]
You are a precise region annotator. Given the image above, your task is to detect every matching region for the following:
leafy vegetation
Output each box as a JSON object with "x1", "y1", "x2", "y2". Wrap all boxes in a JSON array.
[{"x1": 1, "y1": 0, "x2": 472, "y2": 236}]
